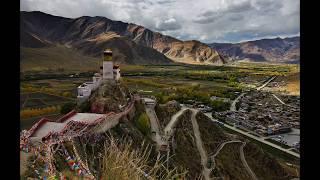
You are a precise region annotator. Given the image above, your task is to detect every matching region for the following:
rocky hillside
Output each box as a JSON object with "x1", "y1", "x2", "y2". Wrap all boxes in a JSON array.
[
  {"x1": 209, "y1": 37, "x2": 300, "y2": 64},
  {"x1": 20, "y1": 11, "x2": 225, "y2": 67}
]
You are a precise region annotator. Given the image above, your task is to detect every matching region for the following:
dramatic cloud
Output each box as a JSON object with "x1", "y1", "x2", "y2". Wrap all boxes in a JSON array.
[
  {"x1": 155, "y1": 18, "x2": 182, "y2": 31},
  {"x1": 20, "y1": 0, "x2": 299, "y2": 43}
]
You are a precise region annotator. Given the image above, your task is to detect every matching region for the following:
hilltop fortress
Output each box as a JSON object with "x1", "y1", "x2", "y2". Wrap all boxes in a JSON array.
[
  {"x1": 77, "y1": 49, "x2": 121, "y2": 104},
  {"x1": 19, "y1": 49, "x2": 136, "y2": 177}
]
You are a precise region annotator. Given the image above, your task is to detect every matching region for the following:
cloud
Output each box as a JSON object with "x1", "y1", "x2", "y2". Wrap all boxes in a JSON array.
[
  {"x1": 226, "y1": 0, "x2": 253, "y2": 13},
  {"x1": 20, "y1": 0, "x2": 300, "y2": 43},
  {"x1": 155, "y1": 18, "x2": 182, "y2": 31},
  {"x1": 229, "y1": 14, "x2": 244, "y2": 21},
  {"x1": 193, "y1": 15, "x2": 221, "y2": 24}
]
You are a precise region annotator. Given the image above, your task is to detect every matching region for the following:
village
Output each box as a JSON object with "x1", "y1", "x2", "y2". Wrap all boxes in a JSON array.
[{"x1": 212, "y1": 90, "x2": 300, "y2": 151}]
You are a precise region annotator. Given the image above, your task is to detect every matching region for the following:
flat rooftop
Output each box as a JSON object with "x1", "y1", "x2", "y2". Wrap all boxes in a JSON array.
[
  {"x1": 32, "y1": 122, "x2": 65, "y2": 139},
  {"x1": 64, "y1": 113, "x2": 105, "y2": 123},
  {"x1": 31, "y1": 113, "x2": 106, "y2": 139}
]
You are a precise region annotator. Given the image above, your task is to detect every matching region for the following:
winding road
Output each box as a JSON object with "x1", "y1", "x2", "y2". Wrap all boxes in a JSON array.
[
  {"x1": 209, "y1": 140, "x2": 242, "y2": 170},
  {"x1": 157, "y1": 106, "x2": 262, "y2": 179},
  {"x1": 230, "y1": 93, "x2": 246, "y2": 111},
  {"x1": 164, "y1": 107, "x2": 187, "y2": 137},
  {"x1": 190, "y1": 109, "x2": 211, "y2": 180},
  {"x1": 240, "y1": 142, "x2": 258, "y2": 180},
  {"x1": 145, "y1": 105, "x2": 164, "y2": 147}
]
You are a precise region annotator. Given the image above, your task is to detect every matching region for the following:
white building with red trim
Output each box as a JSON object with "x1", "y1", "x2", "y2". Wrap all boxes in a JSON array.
[{"x1": 77, "y1": 49, "x2": 120, "y2": 103}]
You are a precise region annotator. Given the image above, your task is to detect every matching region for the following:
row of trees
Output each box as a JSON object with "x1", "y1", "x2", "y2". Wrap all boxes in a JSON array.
[
  {"x1": 20, "y1": 105, "x2": 61, "y2": 119},
  {"x1": 154, "y1": 85, "x2": 231, "y2": 112}
]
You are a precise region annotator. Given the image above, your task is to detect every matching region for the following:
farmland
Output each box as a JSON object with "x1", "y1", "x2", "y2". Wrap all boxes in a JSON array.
[
  {"x1": 20, "y1": 92, "x2": 73, "y2": 109},
  {"x1": 20, "y1": 77, "x2": 87, "y2": 129},
  {"x1": 20, "y1": 62, "x2": 299, "y2": 129},
  {"x1": 120, "y1": 63, "x2": 299, "y2": 103}
]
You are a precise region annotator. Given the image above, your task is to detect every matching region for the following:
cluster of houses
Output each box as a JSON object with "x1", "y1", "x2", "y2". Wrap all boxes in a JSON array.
[
  {"x1": 215, "y1": 110, "x2": 291, "y2": 136},
  {"x1": 214, "y1": 91, "x2": 299, "y2": 136}
]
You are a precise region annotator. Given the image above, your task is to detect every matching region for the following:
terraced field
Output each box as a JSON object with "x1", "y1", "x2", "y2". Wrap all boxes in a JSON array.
[{"x1": 20, "y1": 92, "x2": 74, "y2": 109}]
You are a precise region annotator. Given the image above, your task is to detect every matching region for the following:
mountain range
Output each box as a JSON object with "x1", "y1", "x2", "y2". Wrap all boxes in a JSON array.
[
  {"x1": 209, "y1": 37, "x2": 300, "y2": 64},
  {"x1": 20, "y1": 11, "x2": 225, "y2": 71},
  {"x1": 20, "y1": 11, "x2": 299, "y2": 71}
]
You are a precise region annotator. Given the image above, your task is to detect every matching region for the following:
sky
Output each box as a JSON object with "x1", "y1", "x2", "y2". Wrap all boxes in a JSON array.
[{"x1": 20, "y1": 0, "x2": 300, "y2": 43}]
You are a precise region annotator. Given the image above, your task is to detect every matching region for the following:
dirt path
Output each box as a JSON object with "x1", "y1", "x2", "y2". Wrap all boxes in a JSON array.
[
  {"x1": 230, "y1": 76, "x2": 276, "y2": 111},
  {"x1": 240, "y1": 142, "x2": 258, "y2": 180},
  {"x1": 145, "y1": 105, "x2": 166, "y2": 147},
  {"x1": 209, "y1": 140, "x2": 242, "y2": 170},
  {"x1": 272, "y1": 94, "x2": 299, "y2": 109},
  {"x1": 256, "y1": 76, "x2": 276, "y2": 90},
  {"x1": 164, "y1": 107, "x2": 187, "y2": 137},
  {"x1": 190, "y1": 109, "x2": 211, "y2": 180},
  {"x1": 230, "y1": 93, "x2": 246, "y2": 111}
]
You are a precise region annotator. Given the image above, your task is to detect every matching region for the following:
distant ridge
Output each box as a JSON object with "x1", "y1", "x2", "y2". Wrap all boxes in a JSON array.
[{"x1": 208, "y1": 37, "x2": 300, "y2": 63}]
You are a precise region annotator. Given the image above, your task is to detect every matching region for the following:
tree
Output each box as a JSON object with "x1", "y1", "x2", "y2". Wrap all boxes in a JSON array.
[
  {"x1": 78, "y1": 101, "x2": 90, "y2": 112},
  {"x1": 210, "y1": 100, "x2": 230, "y2": 112},
  {"x1": 60, "y1": 102, "x2": 76, "y2": 114},
  {"x1": 136, "y1": 112, "x2": 151, "y2": 135}
]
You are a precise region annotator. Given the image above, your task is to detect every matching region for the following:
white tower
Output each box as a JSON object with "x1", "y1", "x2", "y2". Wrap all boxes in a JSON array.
[
  {"x1": 103, "y1": 49, "x2": 114, "y2": 80},
  {"x1": 113, "y1": 65, "x2": 121, "y2": 81}
]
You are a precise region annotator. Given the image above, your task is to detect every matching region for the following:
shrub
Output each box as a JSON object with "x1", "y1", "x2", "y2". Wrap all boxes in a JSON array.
[
  {"x1": 60, "y1": 102, "x2": 77, "y2": 114},
  {"x1": 210, "y1": 100, "x2": 230, "y2": 112},
  {"x1": 135, "y1": 112, "x2": 151, "y2": 135},
  {"x1": 77, "y1": 101, "x2": 91, "y2": 113}
]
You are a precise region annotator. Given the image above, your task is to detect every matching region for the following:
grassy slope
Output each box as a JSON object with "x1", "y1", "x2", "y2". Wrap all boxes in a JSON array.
[
  {"x1": 215, "y1": 143, "x2": 252, "y2": 180},
  {"x1": 155, "y1": 102, "x2": 181, "y2": 129},
  {"x1": 196, "y1": 112, "x2": 295, "y2": 179},
  {"x1": 278, "y1": 72, "x2": 300, "y2": 95},
  {"x1": 21, "y1": 46, "x2": 100, "y2": 72},
  {"x1": 196, "y1": 112, "x2": 232, "y2": 154},
  {"x1": 244, "y1": 142, "x2": 293, "y2": 180},
  {"x1": 172, "y1": 110, "x2": 202, "y2": 179}
]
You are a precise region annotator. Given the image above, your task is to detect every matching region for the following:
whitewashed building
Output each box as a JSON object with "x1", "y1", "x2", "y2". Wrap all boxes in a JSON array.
[{"x1": 77, "y1": 49, "x2": 121, "y2": 103}]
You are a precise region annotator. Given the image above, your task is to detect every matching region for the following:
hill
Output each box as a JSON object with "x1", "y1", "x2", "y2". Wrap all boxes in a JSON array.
[
  {"x1": 20, "y1": 46, "x2": 100, "y2": 72},
  {"x1": 209, "y1": 37, "x2": 300, "y2": 63},
  {"x1": 20, "y1": 11, "x2": 225, "y2": 70},
  {"x1": 195, "y1": 112, "x2": 293, "y2": 179}
]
